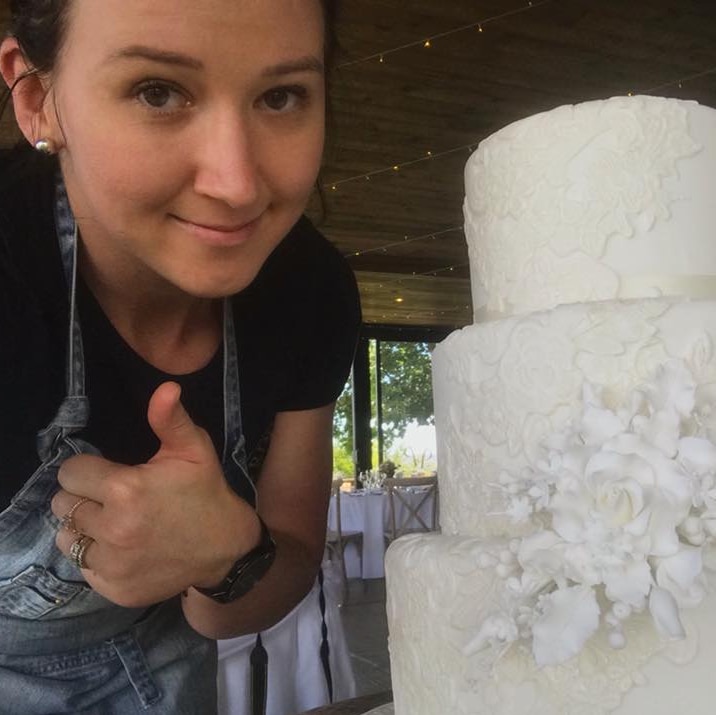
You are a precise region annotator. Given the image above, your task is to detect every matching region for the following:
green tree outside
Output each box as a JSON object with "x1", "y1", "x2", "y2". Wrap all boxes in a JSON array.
[{"x1": 332, "y1": 340, "x2": 435, "y2": 475}]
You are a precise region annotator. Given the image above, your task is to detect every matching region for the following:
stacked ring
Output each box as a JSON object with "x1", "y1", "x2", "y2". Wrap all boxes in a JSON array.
[
  {"x1": 61, "y1": 497, "x2": 91, "y2": 535},
  {"x1": 69, "y1": 534, "x2": 94, "y2": 570}
]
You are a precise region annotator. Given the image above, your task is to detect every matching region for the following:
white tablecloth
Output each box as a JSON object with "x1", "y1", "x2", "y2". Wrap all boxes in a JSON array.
[
  {"x1": 217, "y1": 560, "x2": 356, "y2": 715},
  {"x1": 327, "y1": 488, "x2": 435, "y2": 579}
]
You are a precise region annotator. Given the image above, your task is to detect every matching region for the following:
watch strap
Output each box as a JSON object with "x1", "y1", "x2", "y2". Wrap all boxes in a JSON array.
[{"x1": 196, "y1": 514, "x2": 276, "y2": 603}]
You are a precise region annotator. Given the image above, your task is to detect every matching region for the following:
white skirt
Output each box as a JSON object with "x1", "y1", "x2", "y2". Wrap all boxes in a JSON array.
[{"x1": 216, "y1": 560, "x2": 357, "y2": 715}]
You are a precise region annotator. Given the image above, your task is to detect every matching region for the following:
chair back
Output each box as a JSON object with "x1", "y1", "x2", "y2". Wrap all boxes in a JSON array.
[
  {"x1": 330, "y1": 478, "x2": 345, "y2": 535},
  {"x1": 384, "y1": 475, "x2": 439, "y2": 541}
]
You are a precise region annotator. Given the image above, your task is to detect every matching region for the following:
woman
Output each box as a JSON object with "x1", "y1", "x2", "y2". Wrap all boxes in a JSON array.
[{"x1": 0, "y1": 0, "x2": 359, "y2": 712}]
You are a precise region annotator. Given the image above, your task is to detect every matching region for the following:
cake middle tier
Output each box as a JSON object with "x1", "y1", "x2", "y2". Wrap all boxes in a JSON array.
[{"x1": 432, "y1": 296, "x2": 716, "y2": 538}]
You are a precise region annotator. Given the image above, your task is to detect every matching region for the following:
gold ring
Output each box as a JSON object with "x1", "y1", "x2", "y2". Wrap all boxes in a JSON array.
[
  {"x1": 69, "y1": 534, "x2": 94, "y2": 570},
  {"x1": 61, "y1": 497, "x2": 91, "y2": 535}
]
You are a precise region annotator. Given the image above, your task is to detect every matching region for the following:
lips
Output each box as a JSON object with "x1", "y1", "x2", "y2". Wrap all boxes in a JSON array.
[
  {"x1": 172, "y1": 214, "x2": 261, "y2": 247},
  {"x1": 191, "y1": 220, "x2": 253, "y2": 232}
]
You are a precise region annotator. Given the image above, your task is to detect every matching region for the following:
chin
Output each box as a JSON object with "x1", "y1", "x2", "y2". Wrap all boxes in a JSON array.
[{"x1": 181, "y1": 268, "x2": 263, "y2": 299}]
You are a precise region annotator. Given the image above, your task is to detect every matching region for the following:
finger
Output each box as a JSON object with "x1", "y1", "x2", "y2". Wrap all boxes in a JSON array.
[
  {"x1": 51, "y1": 490, "x2": 103, "y2": 536},
  {"x1": 147, "y1": 381, "x2": 208, "y2": 462},
  {"x1": 56, "y1": 528, "x2": 98, "y2": 573},
  {"x1": 57, "y1": 453, "x2": 120, "y2": 502}
]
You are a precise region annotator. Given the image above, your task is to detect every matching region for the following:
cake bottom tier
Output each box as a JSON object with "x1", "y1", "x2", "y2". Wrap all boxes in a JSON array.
[{"x1": 386, "y1": 533, "x2": 716, "y2": 715}]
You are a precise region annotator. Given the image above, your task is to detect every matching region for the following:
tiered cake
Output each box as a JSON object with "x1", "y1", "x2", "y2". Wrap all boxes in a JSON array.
[{"x1": 385, "y1": 95, "x2": 716, "y2": 715}]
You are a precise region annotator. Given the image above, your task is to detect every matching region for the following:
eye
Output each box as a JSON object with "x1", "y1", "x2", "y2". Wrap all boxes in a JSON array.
[
  {"x1": 261, "y1": 85, "x2": 308, "y2": 113},
  {"x1": 134, "y1": 81, "x2": 190, "y2": 113}
]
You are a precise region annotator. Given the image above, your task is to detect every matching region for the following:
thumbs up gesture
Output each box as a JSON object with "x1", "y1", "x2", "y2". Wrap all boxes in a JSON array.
[{"x1": 52, "y1": 382, "x2": 257, "y2": 608}]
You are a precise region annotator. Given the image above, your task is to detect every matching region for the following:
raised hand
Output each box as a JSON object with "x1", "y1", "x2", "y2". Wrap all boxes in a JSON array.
[{"x1": 52, "y1": 381, "x2": 259, "y2": 608}]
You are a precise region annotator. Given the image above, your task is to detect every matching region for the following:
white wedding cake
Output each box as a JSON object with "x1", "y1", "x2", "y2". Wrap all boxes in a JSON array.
[{"x1": 385, "y1": 95, "x2": 716, "y2": 714}]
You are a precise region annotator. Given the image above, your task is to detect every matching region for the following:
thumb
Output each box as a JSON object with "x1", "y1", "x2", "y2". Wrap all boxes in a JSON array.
[{"x1": 147, "y1": 381, "x2": 206, "y2": 462}]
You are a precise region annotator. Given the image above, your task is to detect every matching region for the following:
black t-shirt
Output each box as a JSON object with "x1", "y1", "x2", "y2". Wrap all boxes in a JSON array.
[{"x1": 0, "y1": 146, "x2": 360, "y2": 510}]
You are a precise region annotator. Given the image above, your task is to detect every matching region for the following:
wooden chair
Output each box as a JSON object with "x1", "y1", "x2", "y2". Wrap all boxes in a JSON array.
[
  {"x1": 384, "y1": 476, "x2": 439, "y2": 544},
  {"x1": 325, "y1": 478, "x2": 364, "y2": 603}
]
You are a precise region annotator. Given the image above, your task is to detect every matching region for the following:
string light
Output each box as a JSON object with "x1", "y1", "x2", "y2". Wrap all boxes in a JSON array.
[
  {"x1": 328, "y1": 2, "x2": 716, "y2": 324},
  {"x1": 324, "y1": 143, "x2": 479, "y2": 190},
  {"x1": 639, "y1": 65, "x2": 716, "y2": 95},
  {"x1": 336, "y1": 0, "x2": 553, "y2": 69},
  {"x1": 374, "y1": 262, "x2": 471, "y2": 288},
  {"x1": 325, "y1": 62, "x2": 716, "y2": 193},
  {"x1": 346, "y1": 226, "x2": 462, "y2": 259}
]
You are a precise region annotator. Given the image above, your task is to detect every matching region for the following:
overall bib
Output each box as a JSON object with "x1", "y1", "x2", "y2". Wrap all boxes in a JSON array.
[{"x1": 0, "y1": 181, "x2": 254, "y2": 714}]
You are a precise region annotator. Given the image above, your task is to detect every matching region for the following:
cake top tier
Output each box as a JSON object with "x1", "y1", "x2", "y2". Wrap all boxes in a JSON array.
[{"x1": 464, "y1": 95, "x2": 716, "y2": 320}]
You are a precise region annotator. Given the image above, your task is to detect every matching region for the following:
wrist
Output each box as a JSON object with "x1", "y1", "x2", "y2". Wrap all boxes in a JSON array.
[
  {"x1": 193, "y1": 513, "x2": 276, "y2": 602},
  {"x1": 196, "y1": 507, "x2": 262, "y2": 590}
]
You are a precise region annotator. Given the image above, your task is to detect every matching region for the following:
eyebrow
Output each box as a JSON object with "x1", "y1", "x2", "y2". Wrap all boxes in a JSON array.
[
  {"x1": 106, "y1": 46, "x2": 204, "y2": 70},
  {"x1": 262, "y1": 56, "x2": 325, "y2": 78},
  {"x1": 106, "y1": 46, "x2": 324, "y2": 77}
]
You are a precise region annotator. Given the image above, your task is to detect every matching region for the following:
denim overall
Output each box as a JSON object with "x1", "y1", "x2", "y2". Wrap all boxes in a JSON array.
[{"x1": 0, "y1": 182, "x2": 255, "y2": 713}]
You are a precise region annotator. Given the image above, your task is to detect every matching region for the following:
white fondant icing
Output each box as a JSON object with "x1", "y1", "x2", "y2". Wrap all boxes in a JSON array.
[
  {"x1": 387, "y1": 534, "x2": 716, "y2": 715},
  {"x1": 386, "y1": 96, "x2": 716, "y2": 715},
  {"x1": 464, "y1": 96, "x2": 716, "y2": 319}
]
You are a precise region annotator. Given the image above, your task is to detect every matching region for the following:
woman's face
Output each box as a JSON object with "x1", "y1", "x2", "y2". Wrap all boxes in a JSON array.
[{"x1": 46, "y1": 0, "x2": 326, "y2": 298}]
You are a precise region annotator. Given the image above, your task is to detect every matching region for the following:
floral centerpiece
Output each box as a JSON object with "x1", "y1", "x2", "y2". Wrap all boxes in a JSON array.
[{"x1": 467, "y1": 359, "x2": 716, "y2": 667}]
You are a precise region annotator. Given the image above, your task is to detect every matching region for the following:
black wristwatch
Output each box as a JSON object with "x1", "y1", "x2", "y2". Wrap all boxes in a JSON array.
[{"x1": 196, "y1": 515, "x2": 276, "y2": 604}]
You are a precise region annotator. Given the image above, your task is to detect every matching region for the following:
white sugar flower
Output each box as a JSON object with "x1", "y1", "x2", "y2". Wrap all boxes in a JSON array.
[
  {"x1": 654, "y1": 547, "x2": 706, "y2": 609},
  {"x1": 474, "y1": 358, "x2": 716, "y2": 668},
  {"x1": 532, "y1": 586, "x2": 600, "y2": 667},
  {"x1": 463, "y1": 613, "x2": 520, "y2": 657},
  {"x1": 678, "y1": 436, "x2": 716, "y2": 478},
  {"x1": 648, "y1": 586, "x2": 685, "y2": 639}
]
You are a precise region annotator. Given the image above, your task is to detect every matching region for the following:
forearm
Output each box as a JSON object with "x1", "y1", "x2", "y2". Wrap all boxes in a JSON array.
[{"x1": 180, "y1": 526, "x2": 323, "y2": 639}]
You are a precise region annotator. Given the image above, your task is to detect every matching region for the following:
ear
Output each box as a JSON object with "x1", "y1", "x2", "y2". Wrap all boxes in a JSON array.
[{"x1": 0, "y1": 36, "x2": 60, "y2": 149}]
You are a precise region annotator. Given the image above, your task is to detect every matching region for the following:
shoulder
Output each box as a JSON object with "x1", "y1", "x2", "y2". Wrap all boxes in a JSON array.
[
  {"x1": 0, "y1": 142, "x2": 57, "y2": 217},
  {"x1": 0, "y1": 146, "x2": 66, "y2": 479},
  {"x1": 266, "y1": 215, "x2": 355, "y2": 285},
  {"x1": 232, "y1": 216, "x2": 361, "y2": 410},
  {"x1": 0, "y1": 143, "x2": 62, "y2": 290},
  {"x1": 0, "y1": 143, "x2": 67, "y2": 355},
  {"x1": 235, "y1": 215, "x2": 360, "y2": 323}
]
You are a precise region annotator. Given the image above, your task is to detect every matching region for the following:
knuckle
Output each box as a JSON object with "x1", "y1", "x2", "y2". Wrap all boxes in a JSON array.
[{"x1": 105, "y1": 471, "x2": 142, "y2": 507}]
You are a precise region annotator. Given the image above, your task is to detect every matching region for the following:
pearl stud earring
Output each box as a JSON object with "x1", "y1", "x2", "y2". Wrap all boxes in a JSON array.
[{"x1": 34, "y1": 138, "x2": 54, "y2": 154}]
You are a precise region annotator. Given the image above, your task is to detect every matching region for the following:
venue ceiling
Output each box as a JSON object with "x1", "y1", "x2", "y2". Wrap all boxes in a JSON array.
[
  {"x1": 312, "y1": 0, "x2": 716, "y2": 328},
  {"x1": 2, "y1": 1, "x2": 716, "y2": 329}
]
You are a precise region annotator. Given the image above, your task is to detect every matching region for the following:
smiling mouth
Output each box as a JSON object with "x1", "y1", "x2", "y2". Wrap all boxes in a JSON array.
[
  {"x1": 177, "y1": 216, "x2": 259, "y2": 232},
  {"x1": 172, "y1": 214, "x2": 262, "y2": 247}
]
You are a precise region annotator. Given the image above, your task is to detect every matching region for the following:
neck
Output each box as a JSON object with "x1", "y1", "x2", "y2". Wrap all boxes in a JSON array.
[{"x1": 78, "y1": 245, "x2": 222, "y2": 375}]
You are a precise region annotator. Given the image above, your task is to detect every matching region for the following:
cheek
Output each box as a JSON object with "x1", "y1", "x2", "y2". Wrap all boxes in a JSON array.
[
  {"x1": 59, "y1": 100, "x2": 181, "y2": 206},
  {"x1": 270, "y1": 128, "x2": 325, "y2": 201},
  {"x1": 74, "y1": 137, "x2": 184, "y2": 212}
]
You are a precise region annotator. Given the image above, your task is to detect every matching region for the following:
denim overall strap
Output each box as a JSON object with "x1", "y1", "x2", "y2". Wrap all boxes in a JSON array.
[
  {"x1": 221, "y1": 297, "x2": 254, "y2": 505},
  {"x1": 54, "y1": 177, "x2": 85, "y2": 399},
  {"x1": 35, "y1": 180, "x2": 89, "y2": 465},
  {"x1": 0, "y1": 179, "x2": 218, "y2": 713}
]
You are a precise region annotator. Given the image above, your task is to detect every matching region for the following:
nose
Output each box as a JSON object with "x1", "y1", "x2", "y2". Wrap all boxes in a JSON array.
[{"x1": 193, "y1": 109, "x2": 261, "y2": 209}]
